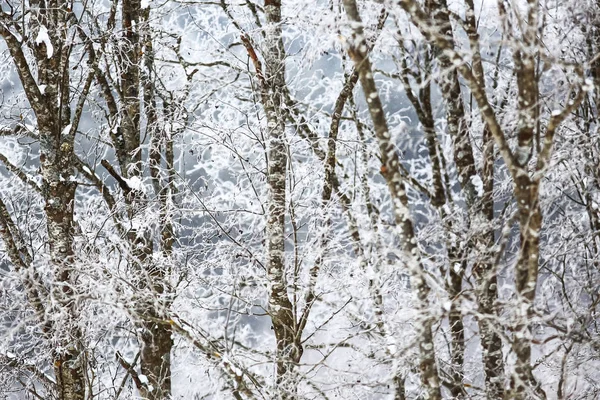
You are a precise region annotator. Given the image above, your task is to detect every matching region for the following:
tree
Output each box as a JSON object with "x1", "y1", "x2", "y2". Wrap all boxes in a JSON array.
[
  {"x1": 0, "y1": 1, "x2": 92, "y2": 398},
  {"x1": 1, "y1": 0, "x2": 600, "y2": 399}
]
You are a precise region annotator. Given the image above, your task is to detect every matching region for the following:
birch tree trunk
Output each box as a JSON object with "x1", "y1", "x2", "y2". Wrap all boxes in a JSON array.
[
  {"x1": 92, "y1": 1, "x2": 173, "y2": 397},
  {"x1": 261, "y1": 1, "x2": 301, "y2": 394},
  {"x1": 0, "y1": 1, "x2": 86, "y2": 398},
  {"x1": 343, "y1": 1, "x2": 442, "y2": 398},
  {"x1": 398, "y1": 0, "x2": 586, "y2": 397},
  {"x1": 424, "y1": 2, "x2": 507, "y2": 395}
]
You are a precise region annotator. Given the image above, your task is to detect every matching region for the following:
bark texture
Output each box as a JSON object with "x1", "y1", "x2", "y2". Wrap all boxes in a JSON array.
[
  {"x1": 93, "y1": 2, "x2": 174, "y2": 397},
  {"x1": 261, "y1": 1, "x2": 301, "y2": 393},
  {"x1": 343, "y1": 1, "x2": 442, "y2": 398},
  {"x1": 0, "y1": 1, "x2": 86, "y2": 398}
]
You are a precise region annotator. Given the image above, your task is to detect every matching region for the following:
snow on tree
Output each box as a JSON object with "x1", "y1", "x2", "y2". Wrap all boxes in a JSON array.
[{"x1": 0, "y1": 0, "x2": 599, "y2": 399}]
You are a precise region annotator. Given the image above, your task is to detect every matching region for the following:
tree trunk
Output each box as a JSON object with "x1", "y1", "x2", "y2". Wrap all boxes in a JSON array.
[
  {"x1": 106, "y1": 2, "x2": 174, "y2": 397},
  {"x1": 0, "y1": 0, "x2": 89, "y2": 396},
  {"x1": 342, "y1": 1, "x2": 442, "y2": 398},
  {"x1": 508, "y1": 178, "x2": 542, "y2": 399},
  {"x1": 426, "y1": 0, "x2": 505, "y2": 394}
]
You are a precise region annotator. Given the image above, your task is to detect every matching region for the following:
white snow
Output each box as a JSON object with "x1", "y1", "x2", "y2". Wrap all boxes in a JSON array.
[
  {"x1": 35, "y1": 26, "x2": 54, "y2": 59},
  {"x1": 62, "y1": 124, "x2": 72, "y2": 136},
  {"x1": 125, "y1": 176, "x2": 145, "y2": 193},
  {"x1": 141, "y1": 0, "x2": 150, "y2": 8},
  {"x1": 443, "y1": 300, "x2": 452, "y2": 312},
  {"x1": 82, "y1": 165, "x2": 92, "y2": 175},
  {"x1": 138, "y1": 374, "x2": 149, "y2": 385},
  {"x1": 470, "y1": 175, "x2": 484, "y2": 197},
  {"x1": 386, "y1": 336, "x2": 397, "y2": 354},
  {"x1": 38, "y1": 85, "x2": 47, "y2": 95}
]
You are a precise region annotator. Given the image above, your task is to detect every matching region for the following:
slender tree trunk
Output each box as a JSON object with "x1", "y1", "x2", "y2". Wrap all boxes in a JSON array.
[
  {"x1": 1, "y1": 1, "x2": 88, "y2": 396},
  {"x1": 343, "y1": 1, "x2": 442, "y2": 398},
  {"x1": 141, "y1": 6, "x2": 174, "y2": 398},
  {"x1": 508, "y1": 178, "x2": 542, "y2": 399},
  {"x1": 425, "y1": 0, "x2": 507, "y2": 394},
  {"x1": 447, "y1": 249, "x2": 466, "y2": 398},
  {"x1": 259, "y1": 1, "x2": 300, "y2": 395},
  {"x1": 106, "y1": 2, "x2": 174, "y2": 397},
  {"x1": 471, "y1": 118, "x2": 505, "y2": 397},
  {"x1": 43, "y1": 126, "x2": 84, "y2": 400},
  {"x1": 424, "y1": 4, "x2": 475, "y2": 394},
  {"x1": 397, "y1": 40, "x2": 466, "y2": 395}
]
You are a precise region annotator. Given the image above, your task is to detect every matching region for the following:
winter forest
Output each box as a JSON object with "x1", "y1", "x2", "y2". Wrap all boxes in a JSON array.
[{"x1": 0, "y1": 0, "x2": 599, "y2": 399}]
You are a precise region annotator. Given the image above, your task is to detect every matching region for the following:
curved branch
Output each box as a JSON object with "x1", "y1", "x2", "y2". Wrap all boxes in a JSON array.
[{"x1": 0, "y1": 153, "x2": 42, "y2": 194}]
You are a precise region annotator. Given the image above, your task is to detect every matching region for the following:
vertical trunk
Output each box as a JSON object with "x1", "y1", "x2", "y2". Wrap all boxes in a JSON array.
[
  {"x1": 463, "y1": 0, "x2": 506, "y2": 394},
  {"x1": 262, "y1": 1, "x2": 299, "y2": 393},
  {"x1": 511, "y1": 0, "x2": 540, "y2": 168},
  {"x1": 424, "y1": 4, "x2": 476, "y2": 393},
  {"x1": 505, "y1": 2, "x2": 541, "y2": 396},
  {"x1": 475, "y1": 127, "x2": 505, "y2": 398},
  {"x1": 428, "y1": 0, "x2": 478, "y2": 203},
  {"x1": 427, "y1": 0, "x2": 506, "y2": 394},
  {"x1": 43, "y1": 130, "x2": 84, "y2": 400},
  {"x1": 106, "y1": 2, "x2": 174, "y2": 397},
  {"x1": 393, "y1": 375, "x2": 406, "y2": 400},
  {"x1": 400, "y1": 43, "x2": 465, "y2": 394},
  {"x1": 447, "y1": 248, "x2": 466, "y2": 398},
  {"x1": 35, "y1": 1, "x2": 86, "y2": 397},
  {"x1": 508, "y1": 178, "x2": 542, "y2": 399},
  {"x1": 139, "y1": 319, "x2": 172, "y2": 400},
  {"x1": 140, "y1": 6, "x2": 174, "y2": 397},
  {"x1": 400, "y1": 53, "x2": 465, "y2": 394},
  {"x1": 343, "y1": 1, "x2": 442, "y2": 398},
  {"x1": 121, "y1": 0, "x2": 142, "y2": 173},
  {"x1": 419, "y1": 81, "x2": 446, "y2": 209},
  {"x1": 53, "y1": 351, "x2": 85, "y2": 400}
]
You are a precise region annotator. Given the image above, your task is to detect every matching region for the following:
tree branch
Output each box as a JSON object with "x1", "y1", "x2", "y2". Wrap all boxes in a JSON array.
[{"x1": 0, "y1": 153, "x2": 42, "y2": 194}]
